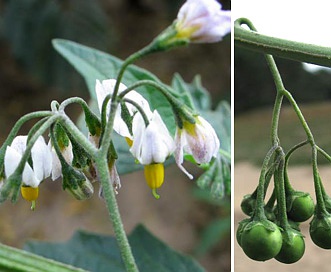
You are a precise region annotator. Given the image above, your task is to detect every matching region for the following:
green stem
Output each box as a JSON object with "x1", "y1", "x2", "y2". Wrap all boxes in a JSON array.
[
  {"x1": 94, "y1": 157, "x2": 139, "y2": 272},
  {"x1": 254, "y1": 145, "x2": 278, "y2": 220},
  {"x1": 119, "y1": 79, "x2": 195, "y2": 126},
  {"x1": 0, "y1": 243, "x2": 87, "y2": 272},
  {"x1": 282, "y1": 90, "x2": 315, "y2": 144},
  {"x1": 263, "y1": 53, "x2": 285, "y2": 146},
  {"x1": 123, "y1": 98, "x2": 150, "y2": 127},
  {"x1": 58, "y1": 97, "x2": 89, "y2": 111},
  {"x1": 235, "y1": 18, "x2": 331, "y2": 68},
  {"x1": 240, "y1": 19, "x2": 327, "y2": 218},
  {"x1": 274, "y1": 152, "x2": 290, "y2": 229},
  {"x1": 270, "y1": 92, "x2": 283, "y2": 146},
  {"x1": 316, "y1": 145, "x2": 331, "y2": 163},
  {"x1": 101, "y1": 44, "x2": 157, "y2": 155},
  {"x1": 50, "y1": 100, "x2": 60, "y2": 112},
  {"x1": 57, "y1": 114, "x2": 98, "y2": 158},
  {"x1": 284, "y1": 140, "x2": 309, "y2": 192},
  {"x1": 312, "y1": 146, "x2": 328, "y2": 216},
  {"x1": 118, "y1": 80, "x2": 179, "y2": 103}
]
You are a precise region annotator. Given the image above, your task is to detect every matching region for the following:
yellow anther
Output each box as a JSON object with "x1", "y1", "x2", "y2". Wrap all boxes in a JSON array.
[
  {"x1": 182, "y1": 120, "x2": 197, "y2": 136},
  {"x1": 21, "y1": 186, "x2": 39, "y2": 211},
  {"x1": 144, "y1": 163, "x2": 164, "y2": 199},
  {"x1": 21, "y1": 186, "x2": 39, "y2": 201},
  {"x1": 175, "y1": 25, "x2": 200, "y2": 40},
  {"x1": 125, "y1": 137, "x2": 133, "y2": 147}
]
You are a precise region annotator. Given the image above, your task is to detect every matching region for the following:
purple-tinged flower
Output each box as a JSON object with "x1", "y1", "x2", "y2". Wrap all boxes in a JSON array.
[{"x1": 175, "y1": 0, "x2": 231, "y2": 43}]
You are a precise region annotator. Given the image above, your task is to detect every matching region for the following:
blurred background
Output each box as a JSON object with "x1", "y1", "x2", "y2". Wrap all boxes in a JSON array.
[
  {"x1": 0, "y1": 0, "x2": 230, "y2": 271},
  {"x1": 234, "y1": 24, "x2": 331, "y2": 272}
]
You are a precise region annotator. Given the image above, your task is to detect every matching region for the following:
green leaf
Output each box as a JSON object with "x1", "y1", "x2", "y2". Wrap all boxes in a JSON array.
[
  {"x1": 2, "y1": 0, "x2": 114, "y2": 89},
  {"x1": 24, "y1": 225, "x2": 205, "y2": 272},
  {"x1": 202, "y1": 101, "x2": 231, "y2": 155},
  {"x1": 0, "y1": 243, "x2": 87, "y2": 272},
  {"x1": 194, "y1": 217, "x2": 231, "y2": 256},
  {"x1": 171, "y1": 74, "x2": 211, "y2": 111}
]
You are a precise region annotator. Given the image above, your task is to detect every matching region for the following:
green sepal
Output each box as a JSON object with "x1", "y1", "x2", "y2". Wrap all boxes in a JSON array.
[
  {"x1": 107, "y1": 140, "x2": 118, "y2": 161},
  {"x1": 236, "y1": 218, "x2": 252, "y2": 247},
  {"x1": 323, "y1": 194, "x2": 331, "y2": 213},
  {"x1": 286, "y1": 191, "x2": 309, "y2": 211},
  {"x1": 53, "y1": 123, "x2": 70, "y2": 150},
  {"x1": 151, "y1": 23, "x2": 189, "y2": 52},
  {"x1": 120, "y1": 101, "x2": 133, "y2": 136},
  {"x1": 245, "y1": 219, "x2": 281, "y2": 233},
  {"x1": 65, "y1": 129, "x2": 92, "y2": 169},
  {"x1": 83, "y1": 105, "x2": 102, "y2": 137},
  {"x1": 281, "y1": 227, "x2": 304, "y2": 245},
  {"x1": 196, "y1": 159, "x2": 217, "y2": 190},
  {"x1": 0, "y1": 172, "x2": 21, "y2": 203}
]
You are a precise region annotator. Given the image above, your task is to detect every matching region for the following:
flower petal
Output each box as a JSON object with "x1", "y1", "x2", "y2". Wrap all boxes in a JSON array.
[
  {"x1": 174, "y1": 128, "x2": 193, "y2": 179},
  {"x1": 95, "y1": 79, "x2": 153, "y2": 139},
  {"x1": 31, "y1": 136, "x2": 52, "y2": 182},
  {"x1": 4, "y1": 146, "x2": 39, "y2": 187},
  {"x1": 49, "y1": 140, "x2": 73, "y2": 181},
  {"x1": 176, "y1": 0, "x2": 231, "y2": 43},
  {"x1": 130, "y1": 110, "x2": 174, "y2": 165}
]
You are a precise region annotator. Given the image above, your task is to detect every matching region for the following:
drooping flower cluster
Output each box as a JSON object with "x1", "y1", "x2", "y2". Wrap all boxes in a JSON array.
[
  {"x1": 1, "y1": 0, "x2": 229, "y2": 205},
  {"x1": 95, "y1": 79, "x2": 220, "y2": 197},
  {"x1": 2, "y1": 131, "x2": 92, "y2": 208}
]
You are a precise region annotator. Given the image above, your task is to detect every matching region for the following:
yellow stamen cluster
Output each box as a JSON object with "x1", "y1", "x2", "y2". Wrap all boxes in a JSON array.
[
  {"x1": 21, "y1": 186, "x2": 39, "y2": 201},
  {"x1": 175, "y1": 24, "x2": 200, "y2": 40},
  {"x1": 182, "y1": 120, "x2": 197, "y2": 136},
  {"x1": 125, "y1": 137, "x2": 133, "y2": 147},
  {"x1": 21, "y1": 186, "x2": 39, "y2": 210},
  {"x1": 144, "y1": 163, "x2": 164, "y2": 199}
]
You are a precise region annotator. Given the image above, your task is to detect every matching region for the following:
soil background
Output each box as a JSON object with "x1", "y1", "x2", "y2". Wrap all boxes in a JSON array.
[
  {"x1": 0, "y1": 1, "x2": 231, "y2": 271},
  {"x1": 235, "y1": 162, "x2": 331, "y2": 272}
]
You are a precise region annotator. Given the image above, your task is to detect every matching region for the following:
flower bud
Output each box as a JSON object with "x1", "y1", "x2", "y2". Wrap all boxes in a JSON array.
[
  {"x1": 62, "y1": 164, "x2": 94, "y2": 200},
  {"x1": 66, "y1": 176, "x2": 94, "y2": 200},
  {"x1": 175, "y1": 0, "x2": 231, "y2": 43}
]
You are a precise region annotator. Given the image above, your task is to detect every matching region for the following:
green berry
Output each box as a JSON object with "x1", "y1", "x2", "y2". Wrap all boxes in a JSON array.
[{"x1": 241, "y1": 220, "x2": 282, "y2": 261}]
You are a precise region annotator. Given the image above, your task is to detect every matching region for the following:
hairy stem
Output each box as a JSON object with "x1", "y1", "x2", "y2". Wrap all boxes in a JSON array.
[{"x1": 94, "y1": 157, "x2": 139, "y2": 272}]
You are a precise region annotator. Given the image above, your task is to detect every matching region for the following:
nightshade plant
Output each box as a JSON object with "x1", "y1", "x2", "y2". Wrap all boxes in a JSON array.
[
  {"x1": 235, "y1": 18, "x2": 331, "y2": 264},
  {"x1": 0, "y1": 1, "x2": 231, "y2": 271}
]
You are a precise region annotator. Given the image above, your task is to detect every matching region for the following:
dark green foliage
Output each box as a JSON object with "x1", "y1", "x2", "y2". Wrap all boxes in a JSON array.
[
  {"x1": 2, "y1": 0, "x2": 113, "y2": 90},
  {"x1": 24, "y1": 225, "x2": 205, "y2": 272}
]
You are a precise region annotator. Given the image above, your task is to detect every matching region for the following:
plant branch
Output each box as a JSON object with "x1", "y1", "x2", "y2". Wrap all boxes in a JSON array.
[{"x1": 235, "y1": 18, "x2": 331, "y2": 68}]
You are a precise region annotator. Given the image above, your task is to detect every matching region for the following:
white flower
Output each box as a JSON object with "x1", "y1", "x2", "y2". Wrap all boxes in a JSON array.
[
  {"x1": 130, "y1": 110, "x2": 175, "y2": 165},
  {"x1": 175, "y1": 116, "x2": 220, "y2": 179},
  {"x1": 95, "y1": 79, "x2": 152, "y2": 139},
  {"x1": 4, "y1": 135, "x2": 52, "y2": 187},
  {"x1": 49, "y1": 140, "x2": 74, "y2": 181},
  {"x1": 175, "y1": 0, "x2": 231, "y2": 43}
]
